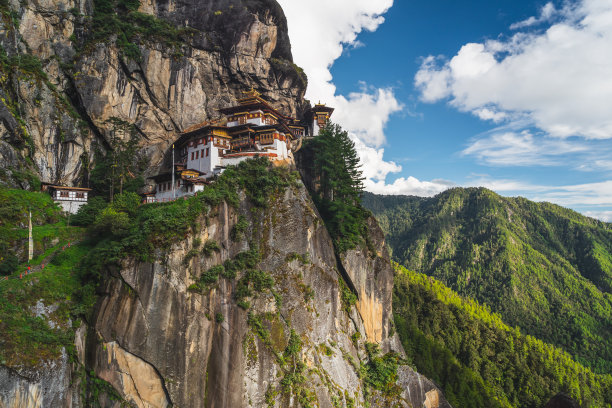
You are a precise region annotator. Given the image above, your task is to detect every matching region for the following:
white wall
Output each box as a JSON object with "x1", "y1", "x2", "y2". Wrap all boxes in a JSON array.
[
  {"x1": 186, "y1": 141, "x2": 221, "y2": 176},
  {"x1": 56, "y1": 200, "x2": 87, "y2": 214}
]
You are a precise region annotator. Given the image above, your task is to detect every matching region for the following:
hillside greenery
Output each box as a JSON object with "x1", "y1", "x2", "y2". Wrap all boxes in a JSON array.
[
  {"x1": 364, "y1": 188, "x2": 612, "y2": 374},
  {"x1": 0, "y1": 157, "x2": 298, "y2": 369},
  {"x1": 0, "y1": 241, "x2": 95, "y2": 366},
  {"x1": 393, "y1": 263, "x2": 612, "y2": 408},
  {"x1": 0, "y1": 187, "x2": 82, "y2": 275},
  {"x1": 75, "y1": 157, "x2": 299, "y2": 284}
]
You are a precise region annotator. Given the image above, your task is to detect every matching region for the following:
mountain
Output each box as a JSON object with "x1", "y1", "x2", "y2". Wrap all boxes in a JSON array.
[
  {"x1": 393, "y1": 263, "x2": 612, "y2": 408},
  {"x1": 0, "y1": 0, "x2": 307, "y2": 188},
  {"x1": 0, "y1": 159, "x2": 452, "y2": 408},
  {"x1": 0, "y1": 0, "x2": 455, "y2": 406},
  {"x1": 363, "y1": 188, "x2": 612, "y2": 374}
]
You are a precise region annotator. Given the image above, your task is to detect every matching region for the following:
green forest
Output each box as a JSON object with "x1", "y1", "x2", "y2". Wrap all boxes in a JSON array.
[
  {"x1": 393, "y1": 264, "x2": 612, "y2": 408},
  {"x1": 364, "y1": 188, "x2": 612, "y2": 375}
]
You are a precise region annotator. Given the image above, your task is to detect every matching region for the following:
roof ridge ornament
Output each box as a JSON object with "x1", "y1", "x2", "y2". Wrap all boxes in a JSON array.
[{"x1": 242, "y1": 87, "x2": 261, "y2": 98}]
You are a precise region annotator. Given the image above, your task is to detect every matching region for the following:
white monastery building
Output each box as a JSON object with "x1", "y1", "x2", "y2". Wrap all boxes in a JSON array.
[
  {"x1": 145, "y1": 90, "x2": 333, "y2": 203},
  {"x1": 42, "y1": 184, "x2": 92, "y2": 214}
]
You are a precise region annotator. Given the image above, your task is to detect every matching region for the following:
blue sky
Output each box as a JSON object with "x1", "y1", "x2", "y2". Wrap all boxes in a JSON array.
[{"x1": 277, "y1": 0, "x2": 612, "y2": 221}]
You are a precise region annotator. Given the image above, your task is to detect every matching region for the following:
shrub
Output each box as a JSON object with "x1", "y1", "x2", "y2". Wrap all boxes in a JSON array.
[
  {"x1": 93, "y1": 207, "x2": 131, "y2": 237},
  {"x1": 339, "y1": 278, "x2": 357, "y2": 313},
  {"x1": 201, "y1": 240, "x2": 220, "y2": 256},
  {"x1": 200, "y1": 265, "x2": 224, "y2": 284},
  {"x1": 247, "y1": 269, "x2": 274, "y2": 292},
  {"x1": 361, "y1": 342, "x2": 402, "y2": 398},
  {"x1": 215, "y1": 313, "x2": 224, "y2": 323},
  {"x1": 0, "y1": 251, "x2": 18, "y2": 276},
  {"x1": 222, "y1": 259, "x2": 238, "y2": 279},
  {"x1": 286, "y1": 252, "x2": 310, "y2": 265},
  {"x1": 237, "y1": 300, "x2": 250, "y2": 310},
  {"x1": 187, "y1": 283, "x2": 201, "y2": 293},
  {"x1": 192, "y1": 237, "x2": 202, "y2": 248},
  {"x1": 111, "y1": 192, "x2": 141, "y2": 216},
  {"x1": 183, "y1": 248, "x2": 199, "y2": 265},
  {"x1": 231, "y1": 215, "x2": 248, "y2": 241},
  {"x1": 71, "y1": 196, "x2": 108, "y2": 226}
]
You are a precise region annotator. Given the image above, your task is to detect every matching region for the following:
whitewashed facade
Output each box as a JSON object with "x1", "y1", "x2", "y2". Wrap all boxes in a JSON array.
[{"x1": 147, "y1": 92, "x2": 333, "y2": 203}]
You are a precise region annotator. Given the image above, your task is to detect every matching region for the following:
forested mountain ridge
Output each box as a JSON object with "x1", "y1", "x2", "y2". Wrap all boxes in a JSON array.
[
  {"x1": 393, "y1": 263, "x2": 612, "y2": 408},
  {"x1": 363, "y1": 188, "x2": 612, "y2": 374}
]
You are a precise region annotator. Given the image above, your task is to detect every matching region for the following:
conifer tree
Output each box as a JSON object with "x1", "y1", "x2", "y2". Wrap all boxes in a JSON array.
[
  {"x1": 308, "y1": 122, "x2": 367, "y2": 252},
  {"x1": 90, "y1": 117, "x2": 147, "y2": 201}
]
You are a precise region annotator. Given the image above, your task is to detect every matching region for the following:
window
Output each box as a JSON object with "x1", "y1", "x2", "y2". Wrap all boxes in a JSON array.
[
  {"x1": 191, "y1": 152, "x2": 194, "y2": 160},
  {"x1": 195, "y1": 151, "x2": 199, "y2": 160},
  {"x1": 60, "y1": 191, "x2": 69, "y2": 197},
  {"x1": 76, "y1": 192, "x2": 85, "y2": 198},
  {"x1": 206, "y1": 148, "x2": 209, "y2": 157}
]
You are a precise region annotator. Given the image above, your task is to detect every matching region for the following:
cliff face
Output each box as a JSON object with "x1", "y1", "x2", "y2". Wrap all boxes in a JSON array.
[
  {"x1": 84, "y1": 181, "x2": 450, "y2": 408},
  {"x1": 0, "y1": 0, "x2": 307, "y2": 186},
  {"x1": 1, "y1": 1, "x2": 454, "y2": 406}
]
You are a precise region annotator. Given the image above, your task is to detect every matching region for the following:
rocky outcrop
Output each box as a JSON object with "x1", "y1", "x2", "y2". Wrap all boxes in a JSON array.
[
  {"x1": 86, "y1": 181, "x2": 451, "y2": 407},
  {"x1": 0, "y1": 0, "x2": 308, "y2": 187},
  {"x1": 95, "y1": 342, "x2": 170, "y2": 408},
  {"x1": 339, "y1": 216, "x2": 393, "y2": 344},
  {"x1": 0, "y1": 349, "x2": 78, "y2": 408}
]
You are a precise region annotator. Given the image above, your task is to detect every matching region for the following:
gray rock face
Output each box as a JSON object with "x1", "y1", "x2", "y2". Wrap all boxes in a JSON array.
[
  {"x1": 0, "y1": 349, "x2": 80, "y2": 408},
  {"x1": 339, "y1": 216, "x2": 394, "y2": 345},
  {"x1": 86, "y1": 182, "x2": 452, "y2": 408},
  {"x1": 0, "y1": 0, "x2": 307, "y2": 186}
]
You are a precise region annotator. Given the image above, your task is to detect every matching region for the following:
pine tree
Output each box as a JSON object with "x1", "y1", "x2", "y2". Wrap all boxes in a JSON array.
[
  {"x1": 308, "y1": 122, "x2": 367, "y2": 252},
  {"x1": 90, "y1": 117, "x2": 147, "y2": 201}
]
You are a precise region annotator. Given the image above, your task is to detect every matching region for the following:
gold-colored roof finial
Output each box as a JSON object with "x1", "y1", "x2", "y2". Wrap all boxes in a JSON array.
[{"x1": 242, "y1": 87, "x2": 260, "y2": 98}]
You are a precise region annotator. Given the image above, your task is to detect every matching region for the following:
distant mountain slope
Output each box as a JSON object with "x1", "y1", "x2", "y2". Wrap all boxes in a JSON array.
[
  {"x1": 393, "y1": 263, "x2": 612, "y2": 408},
  {"x1": 363, "y1": 188, "x2": 612, "y2": 373}
]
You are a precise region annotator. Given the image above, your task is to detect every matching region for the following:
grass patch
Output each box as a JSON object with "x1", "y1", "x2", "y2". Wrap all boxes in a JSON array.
[{"x1": 0, "y1": 241, "x2": 96, "y2": 367}]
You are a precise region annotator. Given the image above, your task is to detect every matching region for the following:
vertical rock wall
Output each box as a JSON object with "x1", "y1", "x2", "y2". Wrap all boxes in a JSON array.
[
  {"x1": 86, "y1": 180, "x2": 451, "y2": 408},
  {"x1": 0, "y1": 0, "x2": 308, "y2": 186}
]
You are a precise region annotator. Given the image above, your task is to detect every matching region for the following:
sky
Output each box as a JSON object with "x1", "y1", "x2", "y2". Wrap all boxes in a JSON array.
[{"x1": 276, "y1": 0, "x2": 612, "y2": 222}]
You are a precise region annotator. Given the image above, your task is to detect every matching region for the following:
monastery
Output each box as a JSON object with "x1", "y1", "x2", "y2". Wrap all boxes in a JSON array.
[{"x1": 145, "y1": 90, "x2": 333, "y2": 203}]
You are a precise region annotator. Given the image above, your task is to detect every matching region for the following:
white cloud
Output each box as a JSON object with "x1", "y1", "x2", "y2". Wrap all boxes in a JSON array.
[
  {"x1": 468, "y1": 177, "x2": 612, "y2": 210},
  {"x1": 583, "y1": 211, "x2": 612, "y2": 222},
  {"x1": 350, "y1": 135, "x2": 453, "y2": 197},
  {"x1": 510, "y1": 2, "x2": 557, "y2": 29},
  {"x1": 415, "y1": 0, "x2": 612, "y2": 140},
  {"x1": 366, "y1": 176, "x2": 454, "y2": 196},
  {"x1": 414, "y1": 56, "x2": 452, "y2": 102},
  {"x1": 277, "y1": 0, "x2": 410, "y2": 191},
  {"x1": 462, "y1": 131, "x2": 588, "y2": 166},
  {"x1": 473, "y1": 108, "x2": 507, "y2": 123},
  {"x1": 334, "y1": 87, "x2": 403, "y2": 148},
  {"x1": 277, "y1": 0, "x2": 394, "y2": 108}
]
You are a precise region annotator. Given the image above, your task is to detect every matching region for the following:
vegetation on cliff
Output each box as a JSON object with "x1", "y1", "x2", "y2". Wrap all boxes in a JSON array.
[
  {"x1": 80, "y1": 0, "x2": 196, "y2": 60},
  {"x1": 300, "y1": 122, "x2": 369, "y2": 253},
  {"x1": 0, "y1": 188, "x2": 91, "y2": 366},
  {"x1": 0, "y1": 157, "x2": 296, "y2": 368},
  {"x1": 364, "y1": 188, "x2": 612, "y2": 374},
  {"x1": 0, "y1": 187, "x2": 82, "y2": 274},
  {"x1": 393, "y1": 263, "x2": 612, "y2": 408},
  {"x1": 88, "y1": 118, "x2": 148, "y2": 201}
]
